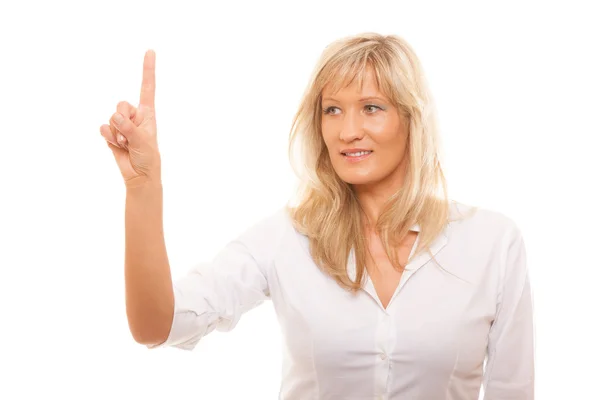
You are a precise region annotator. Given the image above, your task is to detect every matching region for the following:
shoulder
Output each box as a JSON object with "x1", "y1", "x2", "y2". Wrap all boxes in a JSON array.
[
  {"x1": 447, "y1": 200, "x2": 523, "y2": 244},
  {"x1": 441, "y1": 200, "x2": 527, "y2": 285},
  {"x1": 233, "y1": 206, "x2": 297, "y2": 257}
]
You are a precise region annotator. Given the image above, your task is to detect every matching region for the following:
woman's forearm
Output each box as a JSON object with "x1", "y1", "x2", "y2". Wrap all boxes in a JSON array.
[{"x1": 124, "y1": 181, "x2": 174, "y2": 345}]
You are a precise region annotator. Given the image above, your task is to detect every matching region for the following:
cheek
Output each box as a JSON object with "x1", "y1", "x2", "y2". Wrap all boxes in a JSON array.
[
  {"x1": 374, "y1": 128, "x2": 408, "y2": 150},
  {"x1": 392, "y1": 135, "x2": 408, "y2": 153},
  {"x1": 321, "y1": 128, "x2": 338, "y2": 153},
  {"x1": 376, "y1": 135, "x2": 409, "y2": 167}
]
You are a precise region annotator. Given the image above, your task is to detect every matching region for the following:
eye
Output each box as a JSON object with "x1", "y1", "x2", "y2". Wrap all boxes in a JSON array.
[
  {"x1": 365, "y1": 104, "x2": 383, "y2": 113},
  {"x1": 322, "y1": 106, "x2": 340, "y2": 115}
]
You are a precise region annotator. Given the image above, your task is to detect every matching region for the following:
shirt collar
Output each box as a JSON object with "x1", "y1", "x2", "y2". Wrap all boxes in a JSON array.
[
  {"x1": 410, "y1": 224, "x2": 421, "y2": 232},
  {"x1": 346, "y1": 222, "x2": 447, "y2": 283}
]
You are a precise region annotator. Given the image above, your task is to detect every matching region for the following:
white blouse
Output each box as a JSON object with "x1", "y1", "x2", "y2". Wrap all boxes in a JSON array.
[{"x1": 150, "y1": 201, "x2": 535, "y2": 399}]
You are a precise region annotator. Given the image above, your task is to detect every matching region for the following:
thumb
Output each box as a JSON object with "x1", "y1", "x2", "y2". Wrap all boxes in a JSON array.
[
  {"x1": 111, "y1": 112, "x2": 141, "y2": 148},
  {"x1": 106, "y1": 140, "x2": 135, "y2": 178}
]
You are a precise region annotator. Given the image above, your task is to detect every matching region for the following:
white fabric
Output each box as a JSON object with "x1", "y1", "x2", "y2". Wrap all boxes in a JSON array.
[{"x1": 150, "y1": 201, "x2": 535, "y2": 399}]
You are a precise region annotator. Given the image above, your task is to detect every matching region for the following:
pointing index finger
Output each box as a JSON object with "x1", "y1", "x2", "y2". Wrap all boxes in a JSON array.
[{"x1": 139, "y1": 50, "x2": 156, "y2": 110}]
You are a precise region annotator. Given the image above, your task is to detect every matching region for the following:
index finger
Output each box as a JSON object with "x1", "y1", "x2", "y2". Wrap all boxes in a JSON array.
[{"x1": 139, "y1": 50, "x2": 156, "y2": 109}]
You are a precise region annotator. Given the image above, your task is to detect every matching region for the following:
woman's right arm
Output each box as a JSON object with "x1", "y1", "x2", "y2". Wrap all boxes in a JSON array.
[
  {"x1": 99, "y1": 50, "x2": 174, "y2": 346},
  {"x1": 100, "y1": 50, "x2": 275, "y2": 350},
  {"x1": 124, "y1": 181, "x2": 174, "y2": 346}
]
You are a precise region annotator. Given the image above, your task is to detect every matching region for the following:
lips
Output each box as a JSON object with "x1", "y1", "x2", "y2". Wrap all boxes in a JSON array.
[
  {"x1": 340, "y1": 148, "x2": 373, "y2": 156},
  {"x1": 341, "y1": 151, "x2": 373, "y2": 163},
  {"x1": 342, "y1": 150, "x2": 372, "y2": 156}
]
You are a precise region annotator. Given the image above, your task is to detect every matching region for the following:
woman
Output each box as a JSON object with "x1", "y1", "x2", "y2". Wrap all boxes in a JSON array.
[{"x1": 99, "y1": 33, "x2": 534, "y2": 399}]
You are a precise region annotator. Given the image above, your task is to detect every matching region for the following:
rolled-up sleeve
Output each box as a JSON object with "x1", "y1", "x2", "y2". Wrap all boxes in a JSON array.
[
  {"x1": 147, "y1": 236, "x2": 272, "y2": 351},
  {"x1": 483, "y1": 227, "x2": 535, "y2": 399}
]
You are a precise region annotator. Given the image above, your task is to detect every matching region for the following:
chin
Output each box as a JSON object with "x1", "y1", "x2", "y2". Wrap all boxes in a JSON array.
[{"x1": 336, "y1": 170, "x2": 382, "y2": 186}]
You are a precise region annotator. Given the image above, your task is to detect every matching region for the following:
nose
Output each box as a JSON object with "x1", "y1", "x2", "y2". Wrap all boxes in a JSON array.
[{"x1": 339, "y1": 109, "x2": 365, "y2": 143}]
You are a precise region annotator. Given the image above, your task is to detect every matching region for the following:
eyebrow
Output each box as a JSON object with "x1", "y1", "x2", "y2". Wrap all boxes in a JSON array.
[{"x1": 322, "y1": 96, "x2": 388, "y2": 103}]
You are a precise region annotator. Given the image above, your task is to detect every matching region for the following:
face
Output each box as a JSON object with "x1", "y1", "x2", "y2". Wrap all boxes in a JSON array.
[{"x1": 320, "y1": 66, "x2": 410, "y2": 192}]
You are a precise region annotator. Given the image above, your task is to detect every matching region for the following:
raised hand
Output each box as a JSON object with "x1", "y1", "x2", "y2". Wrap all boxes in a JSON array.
[{"x1": 100, "y1": 50, "x2": 161, "y2": 187}]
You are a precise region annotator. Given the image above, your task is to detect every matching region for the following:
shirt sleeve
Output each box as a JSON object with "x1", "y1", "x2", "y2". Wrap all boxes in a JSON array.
[
  {"x1": 147, "y1": 212, "x2": 282, "y2": 351},
  {"x1": 483, "y1": 226, "x2": 535, "y2": 399}
]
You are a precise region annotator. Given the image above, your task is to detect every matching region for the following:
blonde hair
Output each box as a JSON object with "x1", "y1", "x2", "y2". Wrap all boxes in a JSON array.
[{"x1": 286, "y1": 32, "x2": 459, "y2": 292}]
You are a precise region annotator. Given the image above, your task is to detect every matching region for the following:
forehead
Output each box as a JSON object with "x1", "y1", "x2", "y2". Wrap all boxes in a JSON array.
[{"x1": 321, "y1": 65, "x2": 383, "y2": 98}]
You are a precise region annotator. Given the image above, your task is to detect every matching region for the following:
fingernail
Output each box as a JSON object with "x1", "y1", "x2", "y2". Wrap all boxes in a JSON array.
[
  {"x1": 114, "y1": 113, "x2": 124, "y2": 124},
  {"x1": 118, "y1": 134, "x2": 125, "y2": 143}
]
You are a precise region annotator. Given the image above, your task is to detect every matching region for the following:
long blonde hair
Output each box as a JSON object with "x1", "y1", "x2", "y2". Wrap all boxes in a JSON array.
[{"x1": 286, "y1": 32, "x2": 455, "y2": 292}]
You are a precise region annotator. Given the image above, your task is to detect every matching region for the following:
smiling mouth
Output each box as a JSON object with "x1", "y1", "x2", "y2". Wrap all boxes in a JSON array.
[
  {"x1": 342, "y1": 150, "x2": 373, "y2": 157},
  {"x1": 341, "y1": 151, "x2": 373, "y2": 163}
]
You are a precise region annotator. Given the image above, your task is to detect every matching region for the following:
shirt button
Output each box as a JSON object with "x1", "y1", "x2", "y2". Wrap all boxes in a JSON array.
[{"x1": 380, "y1": 353, "x2": 387, "y2": 360}]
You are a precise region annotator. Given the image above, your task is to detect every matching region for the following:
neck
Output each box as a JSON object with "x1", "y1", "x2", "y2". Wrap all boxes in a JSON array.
[
  {"x1": 354, "y1": 172, "x2": 406, "y2": 231},
  {"x1": 355, "y1": 187, "x2": 395, "y2": 232},
  {"x1": 351, "y1": 153, "x2": 410, "y2": 232}
]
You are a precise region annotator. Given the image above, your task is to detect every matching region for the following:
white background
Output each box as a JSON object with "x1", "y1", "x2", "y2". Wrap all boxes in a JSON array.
[{"x1": 1, "y1": 1, "x2": 598, "y2": 398}]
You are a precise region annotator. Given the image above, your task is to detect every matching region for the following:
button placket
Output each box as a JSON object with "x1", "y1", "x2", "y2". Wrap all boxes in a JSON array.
[{"x1": 375, "y1": 311, "x2": 392, "y2": 395}]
